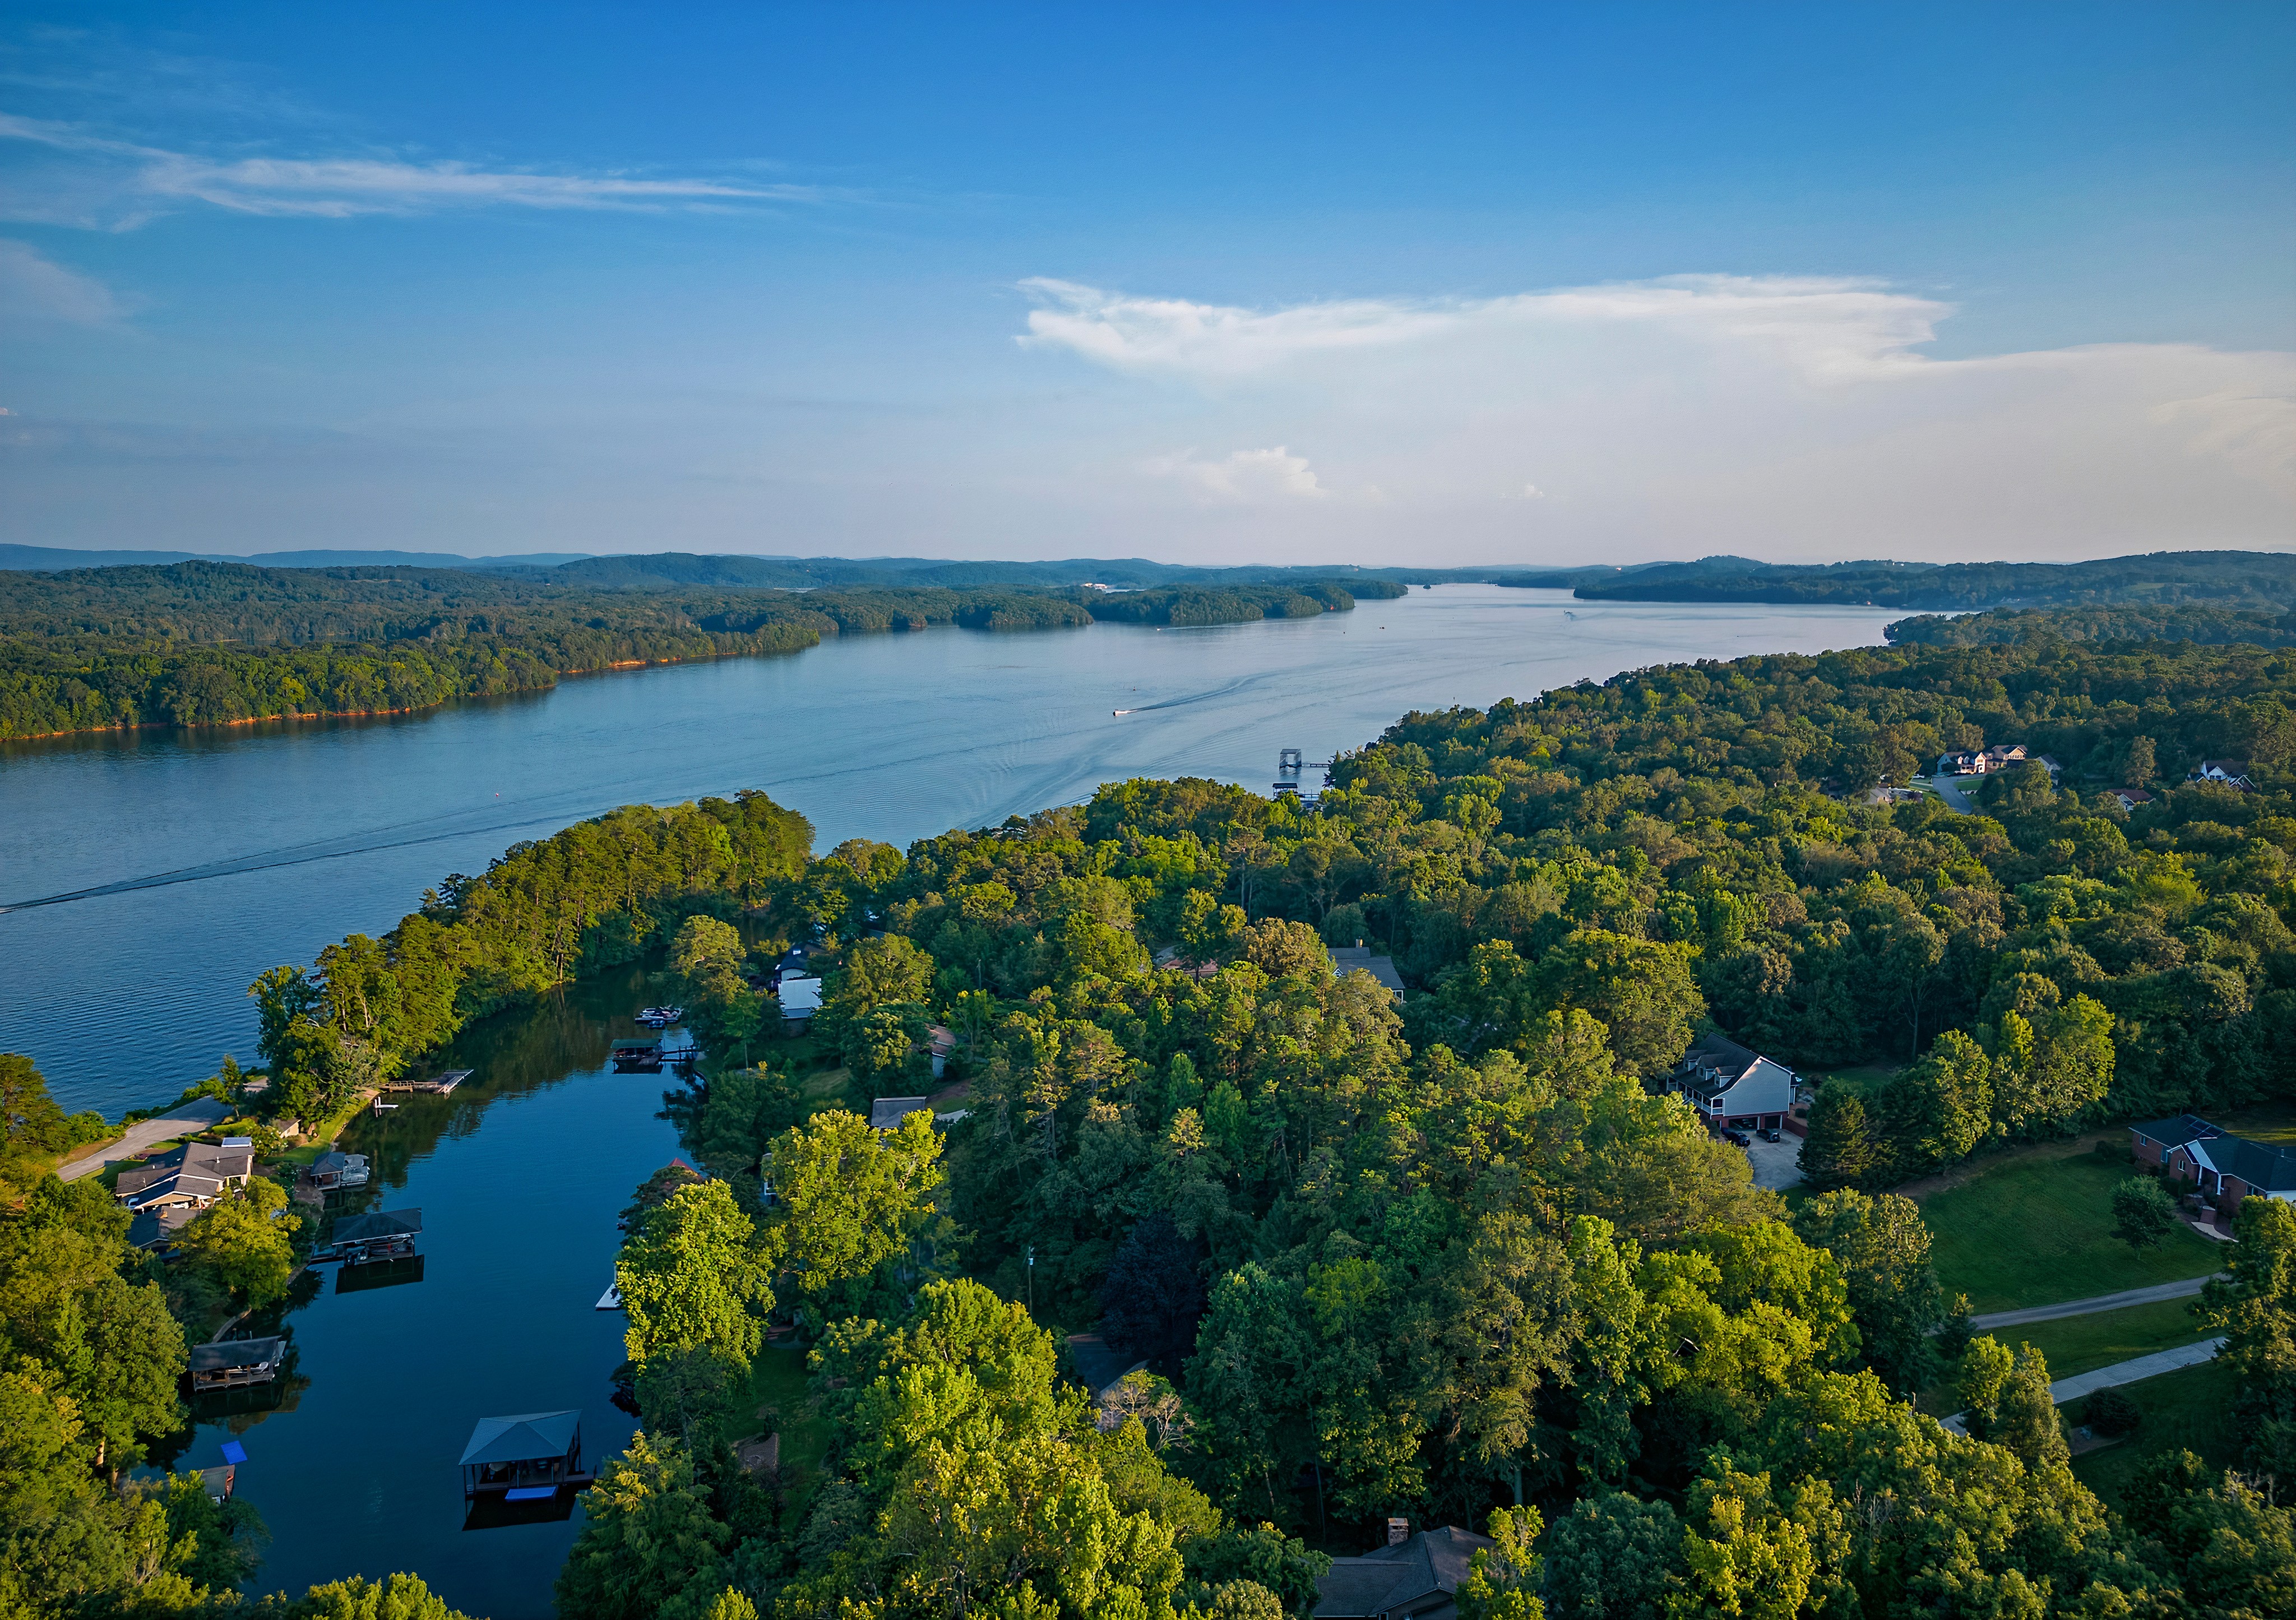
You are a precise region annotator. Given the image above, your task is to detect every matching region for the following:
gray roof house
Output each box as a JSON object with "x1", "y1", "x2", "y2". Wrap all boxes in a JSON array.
[
  {"x1": 114, "y1": 1142, "x2": 254, "y2": 1212},
  {"x1": 868, "y1": 1096, "x2": 933, "y2": 1131},
  {"x1": 1670, "y1": 1033, "x2": 1797, "y2": 1128},
  {"x1": 1328, "y1": 944, "x2": 1405, "y2": 997},
  {"x1": 1314, "y1": 1524, "x2": 1496, "y2": 1619}
]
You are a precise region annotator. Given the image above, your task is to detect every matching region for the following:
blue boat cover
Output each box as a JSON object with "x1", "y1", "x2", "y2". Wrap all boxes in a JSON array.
[
  {"x1": 503, "y1": 1486, "x2": 558, "y2": 1502},
  {"x1": 219, "y1": 1440, "x2": 248, "y2": 1465},
  {"x1": 459, "y1": 1410, "x2": 580, "y2": 1466}
]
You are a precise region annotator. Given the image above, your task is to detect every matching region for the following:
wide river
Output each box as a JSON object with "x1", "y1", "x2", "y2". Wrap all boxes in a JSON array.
[{"x1": 0, "y1": 584, "x2": 1898, "y2": 1613}]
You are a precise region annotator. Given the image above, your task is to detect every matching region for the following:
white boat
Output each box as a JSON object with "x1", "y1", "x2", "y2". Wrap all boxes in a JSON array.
[
  {"x1": 596, "y1": 1283, "x2": 622, "y2": 1311},
  {"x1": 1113, "y1": 709, "x2": 1133, "y2": 716}
]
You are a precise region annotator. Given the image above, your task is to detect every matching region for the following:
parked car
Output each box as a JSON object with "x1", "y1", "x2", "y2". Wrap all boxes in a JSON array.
[
  {"x1": 1725, "y1": 1129, "x2": 1752, "y2": 1148},
  {"x1": 1761, "y1": 1127, "x2": 1782, "y2": 1143}
]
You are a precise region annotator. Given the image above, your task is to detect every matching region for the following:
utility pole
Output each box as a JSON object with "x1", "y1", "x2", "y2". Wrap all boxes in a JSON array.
[{"x1": 1026, "y1": 1246, "x2": 1035, "y2": 1316}]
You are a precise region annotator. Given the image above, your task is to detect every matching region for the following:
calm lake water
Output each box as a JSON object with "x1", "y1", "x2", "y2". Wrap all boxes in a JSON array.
[{"x1": 0, "y1": 584, "x2": 1899, "y2": 1614}]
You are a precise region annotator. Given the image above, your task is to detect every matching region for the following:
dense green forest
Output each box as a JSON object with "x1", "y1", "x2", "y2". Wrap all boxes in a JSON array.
[
  {"x1": 7, "y1": 630, "x2": 2295, "y2": 1617},
  {"x1": 1568, "y1": 550, "x2": 2296, "y2": 610},
  {"x1": 0, "y1": 562, "x2": 1399, "y2": 739},
  {"x1": 1888, "y1": 604, "x2": 2296, "y2": 649}
]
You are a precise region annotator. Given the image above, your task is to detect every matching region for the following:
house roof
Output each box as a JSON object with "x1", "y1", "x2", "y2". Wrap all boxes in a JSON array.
[
  {"x1": 869, "y1": 1096, "x2": 932, "y2": 1130},
  {"x1": 114, "y1": 1158, "x2": 180, "y2": 1200},
  {"x1": 1328, "y1": 946, "x2": 1405, "y2": 994},
  {"x1": 2132, "y1": 1113, "x2": 2220, "y2": 1151},
  {"x1": 334, "y1": 1207, "x2": 423, "y2": 1243},
  {"x1": 2215, "y1": 1135, "x2": 2296, "y2": 1193},
  {"x1": 127, "y1": 1205, "x2": 195, "y2": 1249},
  {"x1": 779, "y1": 976, "x2": 822, "y2": 1013},
  {"x1": 1680, "y1": 1031, "x2": 1759, "y2": 1078},
  {"x1": 2114, "y1": 788, "x2": 2155, "y2": 805},
  {"x1": 311, "y1": 1151, "x2": 367, "y2": 1173},
  {"x1": 460, "y1": 1410, "x2": 581, "y2": 1466},
  {"x1": 2200, "y1": 760, "x2": 2250, "y2": 774},
  {"x1": 185, "y1": 1143, "x2": 253, "y2": 1179},
  {"x1": 1314, "y1": 1526, "x2": 1495, "y2": 1618},
  {"x1": 188, "y1": 1336, "x2": 285, "y2": 1372}
]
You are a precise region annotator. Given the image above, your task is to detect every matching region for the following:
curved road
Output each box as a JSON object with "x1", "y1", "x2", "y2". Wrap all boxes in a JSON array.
[{"x1": 56, "y1": 1097, "x2": 229, "y2": 1182}]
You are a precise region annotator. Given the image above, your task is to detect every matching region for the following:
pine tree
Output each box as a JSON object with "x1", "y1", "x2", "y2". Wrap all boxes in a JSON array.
[{"x1": 1799, "y1": 1088, "x2": 1876, "y2": 1191}]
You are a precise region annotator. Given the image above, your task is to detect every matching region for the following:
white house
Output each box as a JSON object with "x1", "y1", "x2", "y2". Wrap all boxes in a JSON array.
[
  {"x1": 779, "y1": 975, "x2": 822, "y2": 1027},
  {"x1": 1669, "y1": 1033, "x2": 1797, "y2": 1132},
  {"x1": 2191, "y1": 760, "x2": 2255, "y2": 790}
]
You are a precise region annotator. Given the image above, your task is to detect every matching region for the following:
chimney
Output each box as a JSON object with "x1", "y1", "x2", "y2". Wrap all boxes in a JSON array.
[{"x1": 1386, "y1": 1517, "x2": 1409, "y2": 1547}]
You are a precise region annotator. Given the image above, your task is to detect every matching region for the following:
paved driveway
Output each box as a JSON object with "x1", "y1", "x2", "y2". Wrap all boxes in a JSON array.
[
  {"x1": 57, "y1": 1097, "x2": 230, "y2": 1182},
  {"x1": 1742, "y1": 1133, "x2": 1804, "y2": 1192}
]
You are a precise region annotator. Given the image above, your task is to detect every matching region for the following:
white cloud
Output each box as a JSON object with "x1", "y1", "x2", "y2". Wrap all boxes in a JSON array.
[
  {"x1": 1016, "y1": 274, "x2": 2296, "y2": 560},
  {"x1": 1021, "y1": 273, "x2": 1950, "y2": 383},
  {"x1": 1145, "y1": 446, "x2": 1328, "y2": 502},
  {"x1": 0, "y1": 238, "x2": 118, "y2": 323},
  {"x1": 0, "y1": 112, "x2": 832, "y2": 225}
]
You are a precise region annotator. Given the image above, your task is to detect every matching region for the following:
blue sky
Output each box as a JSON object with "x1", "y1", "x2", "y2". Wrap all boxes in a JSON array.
[{"x1": 2, "y1": 4, "x2": 2291, "y2": 565}]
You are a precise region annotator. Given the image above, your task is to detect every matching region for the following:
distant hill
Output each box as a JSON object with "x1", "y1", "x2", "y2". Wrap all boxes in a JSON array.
[
  {"x1": 0, "y1": 544, "x2": 591, "y2": 572},
  {"x1": 1568, "y1": 550, "x2": 2296, "y2": 609}
]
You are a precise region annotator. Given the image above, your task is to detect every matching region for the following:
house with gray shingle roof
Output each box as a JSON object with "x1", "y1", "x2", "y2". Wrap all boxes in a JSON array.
[{"x1": 1314, "y1": 1524, "x2": 1496, "y2": 1619}]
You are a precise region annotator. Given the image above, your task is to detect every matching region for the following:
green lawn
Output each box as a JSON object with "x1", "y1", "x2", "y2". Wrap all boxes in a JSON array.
[
  {"x1": 2003, "y1": 1296, "x2": 2216, "y2": 1380},
  {"x1": 732, "y1": 1343, "x2": 831, "y2": 1514},
  {"x1": 1923, "y1": 1151, "x2": 2221, "y2": 1313},
  {"x1": 2070, "y1": 1360, "x2": 2241, "y2": 1506}
]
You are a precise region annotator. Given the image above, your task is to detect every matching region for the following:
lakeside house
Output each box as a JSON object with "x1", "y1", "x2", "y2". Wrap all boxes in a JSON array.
[
  {"x1": 1313, "y1": 1522, "x2": 1496, "y2": 1619},
  {"x1": 2190, "y1": 759, "x2": 2255, "y2": 790},
  {"x1": 127, "y1": 1204, "x2": 196, "y2": 1253},
  {"x1": 1668, "y1": 1033, "x2": 1798, "y2": 1135},
  {"x1": 779, "y1": 975, "x2": 823, "y2": 1028},
  {"x1": 1937, "y1": 744, "x2": 2061, "y2": 779},
  {"x1": 868, "y1": 1096, "x2": 933, "y2": 1131},
  {"x1": 303, "y1": 1151, "x2": 370, "y2": 1192},
  {"x1": 2112, "y1": 788, "x2": 2155, "y2": 812},
  {"x1": 2129, "y1": 1113, "x2": 2296, "y2": 1216},
  {"x1": 114, "y1": 1140, "x2": 254, "y2": 1214},
  {"x1": 1328, "y1": 942, "x2": 1405, "y2": 997}
]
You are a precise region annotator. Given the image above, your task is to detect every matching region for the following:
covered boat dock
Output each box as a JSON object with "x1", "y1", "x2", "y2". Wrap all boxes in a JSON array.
[{"x1": 458, "y1": 1410, "x2": 590, "y2": 1501}]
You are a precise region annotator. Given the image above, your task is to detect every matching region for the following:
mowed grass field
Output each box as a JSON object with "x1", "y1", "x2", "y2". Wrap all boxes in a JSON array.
[
  {"x1": 1920, "y1": 1150, "x2": 2222, "y2": 1313},
  {"x1": 2070, "y1": 1360, "x2": 2241, "y2": 1506},
  {"x1": 2001, "y1": 1296, "x2": 2218, "y2": 1380}
]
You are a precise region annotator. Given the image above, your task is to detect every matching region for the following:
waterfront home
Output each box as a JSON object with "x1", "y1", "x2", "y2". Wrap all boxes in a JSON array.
[
  {"x1": 303, "y1": 1151, "x2": 369, "y2": 1191},
  {"x1": 2190, "y1": 759, "x2": 2255, "y2": 789},
  {"x1": 114, "y1": 1140, "x2": 254, "y2": 1213},
  {"x1": 1936, "y1": 744, "x2": 2060, "y2": 779},
  {"x1": 127, "y1": 1204, "x2": 196, "y2": 1253},
  {"x1": 1313, "y1": 1523, "x2": 1496, "y2": 1618},
  {"x1": 1668, "y1": 1032, "x2": 1798, "y2": 1134},
  {"x1": 779, "y1": 975, "x2": 822, "y2": 1027},
  {"x1": 2112, "y1": 788, "x2": 2155, "y2": 812},
  {"x1": 1328, "y1": 942, "x2": 1406, "y2": 997},
  {"x1": 2130, "y1": 1113, "x2": 2296, "y2": 1216},
  {"x1": 869, "y1": 1096, "x2": 933, "y2": 1131}
]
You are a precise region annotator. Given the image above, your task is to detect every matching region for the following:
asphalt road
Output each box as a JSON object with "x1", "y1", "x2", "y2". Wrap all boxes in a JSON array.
[
  {"x1": 57, "y1": 1096, "x2": 230, "y2": 1182},
  {"x1": 1969, "y1": 1274, "x2": 2221, "y2": 1330}
]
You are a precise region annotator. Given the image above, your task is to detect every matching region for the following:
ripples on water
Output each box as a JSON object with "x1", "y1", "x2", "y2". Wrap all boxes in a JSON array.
[{"x1": 0, "y1": 586, "x2": 1899, "y2": 1117}]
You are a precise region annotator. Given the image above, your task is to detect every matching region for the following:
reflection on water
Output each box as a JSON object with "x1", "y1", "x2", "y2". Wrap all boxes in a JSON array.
[{"x1": 144, "y1": 964, "x2": 681, "y2": 1617}]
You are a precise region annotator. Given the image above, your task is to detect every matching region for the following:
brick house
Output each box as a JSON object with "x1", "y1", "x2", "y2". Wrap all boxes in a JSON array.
[{"x1": 2130, "y1": 1113, "x2": 2296, "y2": 1215}]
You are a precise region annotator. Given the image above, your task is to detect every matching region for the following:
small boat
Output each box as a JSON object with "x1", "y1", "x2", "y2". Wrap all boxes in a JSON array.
[
  {"x1": 596, "y1": 1283, "x2": 623, "y2": 1311},
  {"x1": 1113, "y1": 709, "x2": 1133, "y2": 716}
]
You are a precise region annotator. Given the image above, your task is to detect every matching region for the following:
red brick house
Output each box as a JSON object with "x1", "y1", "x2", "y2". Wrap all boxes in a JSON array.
[{"x1": 2131, "y1": 1113, "x2": 2296, "y2": 1215}]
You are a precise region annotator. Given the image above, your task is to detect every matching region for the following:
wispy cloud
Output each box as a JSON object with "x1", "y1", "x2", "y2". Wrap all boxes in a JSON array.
[
  {"x1": 1022, "y1": 273, "x2": 1952, "y2": 383},
  {"x1": 0, "y1": 111, "x2": 840, "y2": 226},
  {"x1": 1145, "y1": 445, "x2": 1328, "y2": 502},
  {"x1": 0, "y1": 237, "x2": 118, "y2": 323}
]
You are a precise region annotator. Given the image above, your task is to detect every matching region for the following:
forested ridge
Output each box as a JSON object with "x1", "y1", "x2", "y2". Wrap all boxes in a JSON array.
[
  {"x1": 0, "y1": 562, "x2": 1399, "y2": 739},
  {"x1": 1888, "y1": 603, "x2": 2296, "y2": 649},
  {"x1": 1568, "y1": 550, "x2": 2296, "y2": 610},
  {"x1": 6, "y1": 632, "x2": 2295, "y2": 1617}
]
